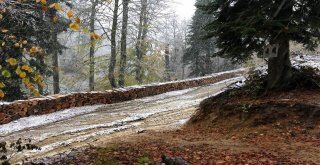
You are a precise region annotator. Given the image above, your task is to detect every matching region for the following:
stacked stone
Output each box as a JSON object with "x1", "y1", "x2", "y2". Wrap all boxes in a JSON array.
[{"x1": 0, "y1": 69, "x2": 245, "y2": 124}]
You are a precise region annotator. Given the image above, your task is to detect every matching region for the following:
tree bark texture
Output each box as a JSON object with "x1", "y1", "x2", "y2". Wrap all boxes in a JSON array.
[
  {"x1": 108, "y1": 0, "x2": 119, "y2": 88},
  {"x1": 118, "y1": 0, "x2": 130, "y2": 87},
  {"x1": 89, "y1": 0, "x2": 97, "y2": 91},
  {"x1": 135, "y1": 0, "x2": 148, "y2": 84},
  {"x1": 205, "y1": 48, "x2": 211, "y2": 75},
  {"x1": 267, "y1": 39, "x2": 292, "y2": 89},
  {"x1": 267, "y1": 1, "x2": 293, "y2": 89},
  {"x1": 37, "y1": 10, "x2": 45, "y2": 94},
  {"x1": 52, "y1": 30, "x2": 60, "y2": 94},
  {"x1": 165, "y1": 45, "x2": 171, "y2": 81},
  {"x1": 49, "y1": 8, "x2": 60, "y2": 94}
]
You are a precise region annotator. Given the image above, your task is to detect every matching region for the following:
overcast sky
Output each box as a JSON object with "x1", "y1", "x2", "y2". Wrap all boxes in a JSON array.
[{"x1": 172, "y1": 0, "x2": 196, "y2": 20}]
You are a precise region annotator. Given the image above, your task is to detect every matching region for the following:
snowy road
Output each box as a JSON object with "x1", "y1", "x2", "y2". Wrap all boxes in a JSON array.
[{"x1": 0, "y1": 77, "x2": 243, "y2": 163}]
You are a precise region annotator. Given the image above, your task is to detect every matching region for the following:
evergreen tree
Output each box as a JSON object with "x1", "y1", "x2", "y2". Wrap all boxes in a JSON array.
[
  {"x1": 184, "y1": 0, "x2": 216, "y2": 77},
  {"x1": 200, "y1": 0, "x2": 320, "y2": 89}
]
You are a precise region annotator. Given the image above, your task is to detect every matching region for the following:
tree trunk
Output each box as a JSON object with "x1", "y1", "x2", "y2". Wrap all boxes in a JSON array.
[
  {"x1": 49, "y1": 6, "x2": 60, "y2": 94},
  {"x1": 165, "y1": 45, "x2": 171, "y2": 81},
  {"x1": 36, "y1": 56, "x2": 45, "y2": 95},
  {"x1": 118, "y1": 0, "x2": 130, "y2": 87},
  {"x1": 89, "y1": 0, "x2": 97, "y2": 91},
  {"x1": 267, "y1": 39, "x2": 293, "y2": 89},
  {"x1": 205, "y1": 48, "x2": 211, "y2": 75},
  {"x1": 135, "y1": 0, "x2": 148, "y2": 84},
  {"x1": 52, "y1": 30, "x2": 60, "y2": 94},
  {"x1": 267, "y1": 0, "x2": 293, "y2": 89},
  {"x1": 37, "y1": 10, "x2": 45, "y2": 95},
  {"x1": 108, "y1": 0, "x2": 119, "y2": 88},
  {"x1": 182, "y1": 64, "x2": 185, "y2": 79}
]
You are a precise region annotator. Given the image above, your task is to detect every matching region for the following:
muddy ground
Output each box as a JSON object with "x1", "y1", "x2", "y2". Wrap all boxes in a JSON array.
[
  {"x1": 39, "y1": 89, "x2": 320, "y2": 165},
  {"x1": 0, "y1": 77, "x2": 243, "y2": 165}
]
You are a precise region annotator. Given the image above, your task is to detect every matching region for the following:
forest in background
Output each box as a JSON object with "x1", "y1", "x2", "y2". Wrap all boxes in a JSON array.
[{"x1": 0, "y1": 0, "x2": 239, "y2": 101}]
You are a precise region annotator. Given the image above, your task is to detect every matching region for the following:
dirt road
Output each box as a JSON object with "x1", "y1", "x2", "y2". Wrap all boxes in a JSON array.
[{"x1": 0, "y1": 77, "x2": 242, "y2": 164}]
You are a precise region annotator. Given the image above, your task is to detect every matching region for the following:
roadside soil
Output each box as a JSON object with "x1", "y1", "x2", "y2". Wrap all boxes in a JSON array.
[{"x1": 46, "y1": 89, "x2": 320, "y2": 165}]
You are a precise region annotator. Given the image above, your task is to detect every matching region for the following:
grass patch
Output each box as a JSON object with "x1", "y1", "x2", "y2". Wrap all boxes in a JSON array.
[
  {"x1": 138, "y1": 156, "x2": 152, "y2": 165},
  {"x1": 92, "y1": 144, "x2": 119, "y2": 165}
]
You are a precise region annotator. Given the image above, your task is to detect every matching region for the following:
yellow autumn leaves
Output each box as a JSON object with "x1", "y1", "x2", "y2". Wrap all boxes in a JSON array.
[
  {"x1": 16, "y1": 65, "x2": 33, "y2": 79},
  {"x1": 7, "y1": 58, "x2": 17, "y2": 66},
  {"x1": 35, "y1": 0, "x2": 61, "y2": 10},
  {"x1": 69, "y1": 17, "x2": 81, "y2": 31},
  {"x1": 0, "y1": 56, "x2": 41, "y2": 98},
  {"x1": 6, "y1": 58, "x2": 34, "y2": 79},
  {"x1": 0, "y1": 62, "x2": 42, "y2": 98},
  {"x1": 49, "y1": 3, "x2": 62, "y2": 10},
  {"x1": 3, "y1": 40, "x2": 41, "y2": 55},
  {"x1": 23, "y1": 73, "x2": 43, "y2": 97},
  {"x1": 35, "y1": 0, "x2": 101, "y2": 40},
  {"x1": 0, "y1": 0, "x2": 102, "y2": 100},
  {"x1": 35, "y1": 0, "x2": 80, "y2": 31},
  {"x1": 30, "y1": 47, "x2": 41, "y2": 54},
  {"x1": 0, "y1": 81, "x2": 4, "y2": 98},
  {"x1": 35, "y1": 0, "x2": 47, "y2": 5},
  {"x1": 0, "y1": 90, "x2": 4, "y2": 98},
  {"x1": 0, "y1": 0, "x2": 57, "y2": 99},
  {"x1": 90, "y1": 32, "x2": 101, "y2": 40},
  {"x1": 67, "y1": 10, "x2": 74, "y2": 18},
  {"x1": 0, "y1": 61, "x2": 43, "y2": 98}
]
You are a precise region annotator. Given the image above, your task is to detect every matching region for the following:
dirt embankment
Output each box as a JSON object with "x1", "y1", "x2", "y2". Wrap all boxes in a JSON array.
[{"x1": 191, "y1": 90, "x2": 320, "y2": 130}]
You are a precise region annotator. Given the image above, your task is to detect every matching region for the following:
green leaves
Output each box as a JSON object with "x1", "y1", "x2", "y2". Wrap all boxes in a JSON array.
[
  {"x1": 83, "y1": 27, "x2": 89, "y2": 34},
  {"x1": 0, "y1": 82, "x2": 5, "y2": 88},
  {"x1": 2, "y1": 70, "x2": 11, "y2": 78}
]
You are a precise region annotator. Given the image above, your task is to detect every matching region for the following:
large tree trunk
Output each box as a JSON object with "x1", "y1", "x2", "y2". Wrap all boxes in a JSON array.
[
  {"x1": 135, "y1": 0, "x2": 148, "y2": 84},
  {"x1": 89, "y1": 0, "x2": 97, "y2": 91},
  {"x1": 108, "y1": 0, "x2": 119, "y2": 88},
  {"x1": 267, "y1": 39, "x2": 293, "y2": 89},
  {"x1": 267, "y1": 0, "x2": 293, "y2": 89},
  {"x1": 118, "y1": 0, "x2": 130, "y2": 87}
]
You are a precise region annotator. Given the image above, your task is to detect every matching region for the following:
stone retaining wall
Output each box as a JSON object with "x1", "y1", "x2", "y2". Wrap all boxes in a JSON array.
[{"x1": 0, "y1": 69, "x2": 245, "y2": 125}]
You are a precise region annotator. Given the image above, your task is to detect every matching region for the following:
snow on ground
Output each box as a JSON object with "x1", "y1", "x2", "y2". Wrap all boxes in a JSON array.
[
  {"x1": 0, "y1": 74, "x2": 244, "y2": 164},
  {"x1": 121, "y1": 68, "x2": 246, "y2": 91},
  {"x1": 0, "y1": 102, "x2": 11, "y2": 105},
  {"x1": 0, "y1": 88, "x2": 199, "y2": 137},
  {"x1": 141, "y1": 88, "x2": 195, "y2": 102},
  {"x1": 0, "y1": 105, "x2": 104, "y2": 136},
  {"x1": 37, "y1": 125, "x2": 136, "y2": 153},
  {"x1": 292, "y1": 55, "x2": 320, "y2": 69},
  {"x1": 0, "y1": 85, "x2": 191, "y2": 136},
  {"x1": 2, "y1": 55, "x2": 316, "y2": 137},
  {"x1": 0, "y1": 76, "x2": 243, "y2": 137},
  {"x1": 253, "y1": 54, "x2": 320, "y2": 76}
]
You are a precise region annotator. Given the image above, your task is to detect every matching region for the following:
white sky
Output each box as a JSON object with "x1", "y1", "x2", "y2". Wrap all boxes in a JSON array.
[{"x1": 172, "y1": 0, "x2": 196, "y2": 20}]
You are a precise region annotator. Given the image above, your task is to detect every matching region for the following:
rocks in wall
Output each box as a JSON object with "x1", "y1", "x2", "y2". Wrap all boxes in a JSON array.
[{"x1": 0, "y1": 69, "x2": 245, "y2": 125}]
